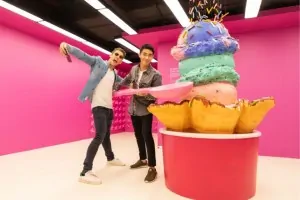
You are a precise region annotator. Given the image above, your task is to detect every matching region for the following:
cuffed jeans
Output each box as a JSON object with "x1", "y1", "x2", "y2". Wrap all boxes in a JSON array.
[{"x1": 83, "y1": 106, "x2": 115, "y2": 171}]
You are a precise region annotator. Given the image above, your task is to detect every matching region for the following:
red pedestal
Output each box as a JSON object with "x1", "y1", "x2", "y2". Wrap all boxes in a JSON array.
[{"x1": 160, "y1": 129, "x2": 261, "y2": 200}]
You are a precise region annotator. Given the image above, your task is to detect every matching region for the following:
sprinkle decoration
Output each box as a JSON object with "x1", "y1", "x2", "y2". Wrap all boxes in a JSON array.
[
  {"x1": 206, "y1": 31, "x2": 212, "y2": 35},
  {"x1": 188, "y1": 0, "x2": 229, "y2": 22}
]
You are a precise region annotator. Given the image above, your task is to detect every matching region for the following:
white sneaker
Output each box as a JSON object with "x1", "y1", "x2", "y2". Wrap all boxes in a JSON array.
[
  {"x1": 78, "y1": 171, "x2": 102, "y2": 185},
  {"x1": 107, "y1": 158, "x2": 126, "y2": 166}
]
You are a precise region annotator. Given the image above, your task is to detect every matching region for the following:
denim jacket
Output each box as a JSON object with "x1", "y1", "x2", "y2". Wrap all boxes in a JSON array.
[{"x1": 66, "y1": 44, "x2": 123, "y2": 102}]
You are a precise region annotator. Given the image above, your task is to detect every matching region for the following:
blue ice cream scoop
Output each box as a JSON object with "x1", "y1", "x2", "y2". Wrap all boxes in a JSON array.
[{"x1": 186, "y1": 21, "x2": 229, "y2": 43}]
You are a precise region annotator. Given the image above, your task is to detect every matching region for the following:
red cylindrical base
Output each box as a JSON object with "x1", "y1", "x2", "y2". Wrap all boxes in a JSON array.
[{"x1": 161, "y1": 129, "x2": 260, "y2": 200}]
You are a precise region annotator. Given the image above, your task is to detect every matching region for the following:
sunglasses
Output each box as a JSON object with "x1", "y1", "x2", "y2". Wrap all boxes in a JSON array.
[{"x1": 114, "y1": 52, "x2": 124, "y2": 59}]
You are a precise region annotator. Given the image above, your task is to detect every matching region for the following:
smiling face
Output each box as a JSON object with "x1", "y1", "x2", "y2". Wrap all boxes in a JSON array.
[
  {"x1": 139, "y1": 48, "x2": 154, "y2": 67},
  {"x1": 108, "y1": 48, "x2": 125, "y2": 68}
]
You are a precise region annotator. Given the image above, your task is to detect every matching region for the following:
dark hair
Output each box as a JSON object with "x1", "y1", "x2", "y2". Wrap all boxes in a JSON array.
[
  {"x1": 140, "y1": 44, "x2": 155, "y2": 54},
  {"x1": 112, "y1": 47, "x2": 126, "y2": 57}
]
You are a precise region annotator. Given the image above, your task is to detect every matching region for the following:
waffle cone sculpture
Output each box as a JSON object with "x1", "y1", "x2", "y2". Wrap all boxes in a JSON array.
[
  {"x1": 148, "y1": 96, "x2": 275, "y2": 134},
  {"x1": 190, "y1": 96, "x2": 241, "y2": 134},
  {"x1": 148, "y1": 1, "x2": 275, "y2": 134},
  {"x1": 148, "y1": 101, "x2": 191, "y2": 132},
  {"x1": 235, "y1": 97, "x2": 275, "y2": 133}
]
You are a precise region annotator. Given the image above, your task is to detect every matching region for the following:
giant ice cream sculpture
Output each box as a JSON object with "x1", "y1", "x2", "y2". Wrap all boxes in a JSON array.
[
  {"x1": 147, "y1": 1, "x2": 275, "y2": 134},
  {"x1": 114, "y1": 1, "x2": 276, "y2": 199}
]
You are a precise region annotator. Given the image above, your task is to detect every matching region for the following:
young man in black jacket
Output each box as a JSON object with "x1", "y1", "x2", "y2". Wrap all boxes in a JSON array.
[{"x1": 118, "y1": 44, "x2": 162, "y2": 183}]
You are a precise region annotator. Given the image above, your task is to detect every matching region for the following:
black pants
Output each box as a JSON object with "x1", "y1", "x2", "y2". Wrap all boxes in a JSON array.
[
  {"x1": 131, "y1": 114, "x2": 156, "y2": 167},
  {"x1": 83, "y1": 106, "x2": 115, "y2": 171}
]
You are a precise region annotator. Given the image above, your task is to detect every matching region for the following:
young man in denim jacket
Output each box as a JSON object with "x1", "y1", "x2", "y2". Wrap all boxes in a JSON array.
[{"x1": 59, "y1": 42, "x2": 126, "y2": 185}]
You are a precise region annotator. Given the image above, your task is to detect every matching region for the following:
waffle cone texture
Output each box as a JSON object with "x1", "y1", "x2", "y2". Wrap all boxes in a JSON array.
[{"x1": 148, "y1": 96, "x2": 275, "y2": 134}]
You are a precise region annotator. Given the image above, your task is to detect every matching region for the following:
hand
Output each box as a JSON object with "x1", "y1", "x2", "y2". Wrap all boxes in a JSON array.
[
  {"x1": 59, "y1": 42, "x2": 68, "y2": 56},
  {"x1": 136, "y1": 92, "x2": 148, "y2": 96}
]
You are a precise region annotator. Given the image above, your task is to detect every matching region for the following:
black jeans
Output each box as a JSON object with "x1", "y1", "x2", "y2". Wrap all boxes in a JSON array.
[
  {"x1": 83, "y1": 106, "x2": 115, "y2": 171},
  {"x1": 131, "y1": 114, "x2": 156, "y2": 167}
]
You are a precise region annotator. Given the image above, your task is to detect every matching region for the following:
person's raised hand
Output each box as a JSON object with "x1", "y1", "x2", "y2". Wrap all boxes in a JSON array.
[{"x1": 59, "y1": 42, "x2": 68, "y2": 56}]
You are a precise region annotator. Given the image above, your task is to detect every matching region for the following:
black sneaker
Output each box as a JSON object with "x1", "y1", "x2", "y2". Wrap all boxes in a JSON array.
[
  {"x1": 144, "y1": 167, "x2": 157, "y2": 183},
  {"x1": 130, "y1": 160, "x2": 148, "y2": 169}
]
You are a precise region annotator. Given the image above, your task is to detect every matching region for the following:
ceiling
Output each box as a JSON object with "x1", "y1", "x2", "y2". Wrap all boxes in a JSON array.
[{"x1": 3, "y1": 0, "x2": 299, "y2": 63}]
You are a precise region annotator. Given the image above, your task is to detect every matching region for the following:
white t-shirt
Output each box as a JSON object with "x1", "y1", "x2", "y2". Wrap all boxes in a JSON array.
[
  {"x1": 91, "y1": 69, "x2": 115, "y2": 109},
  {"x1": 137, "y1": 70, "x2": 145, "y2": 85}
]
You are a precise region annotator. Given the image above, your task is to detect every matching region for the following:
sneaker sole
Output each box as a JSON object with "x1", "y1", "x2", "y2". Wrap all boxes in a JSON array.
[
  {"x1": 78, "y1": 177, "x2": 102, "y2": 185},
  {"x1": 130, "y1": 165, "x2": 148, "y2": 169}
]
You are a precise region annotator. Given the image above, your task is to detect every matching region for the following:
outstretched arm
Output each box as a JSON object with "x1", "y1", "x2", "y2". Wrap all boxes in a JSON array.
[
  {"x1": 115, "y1": 75, "x2": 123, "y2": 83},
  {"x1": 114, "y1": 72, "x2": 133, "y2": 91},
  {"x1": 119, "y1": 73, "x2": 132, "y2": 87},
  {"x1": 59, "y1": 42, "x2": 97, "y2": 66}
]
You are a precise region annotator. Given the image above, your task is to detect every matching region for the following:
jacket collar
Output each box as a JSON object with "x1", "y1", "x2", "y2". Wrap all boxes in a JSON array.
[{"x1": 137, "y1": 64, "x2": 152, "y2": 75}]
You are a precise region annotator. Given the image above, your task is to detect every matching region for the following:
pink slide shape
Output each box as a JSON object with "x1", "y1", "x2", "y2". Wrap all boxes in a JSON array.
[{"x1": 114, "y1": 82, "x2": 193, "y2": 99}]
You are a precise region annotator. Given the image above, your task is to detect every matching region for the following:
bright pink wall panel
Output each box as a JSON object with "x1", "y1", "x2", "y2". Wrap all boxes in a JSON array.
[{"x1": 0, "y1": 24, "x2": 91, "y2": 155}]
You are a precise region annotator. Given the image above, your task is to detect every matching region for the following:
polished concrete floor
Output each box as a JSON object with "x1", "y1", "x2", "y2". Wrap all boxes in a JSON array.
[{"x1": 0, "y1": 133, "x2": 299, "y2": 200}]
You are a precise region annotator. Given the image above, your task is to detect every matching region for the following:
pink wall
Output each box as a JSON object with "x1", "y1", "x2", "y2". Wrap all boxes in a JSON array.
[
  {"x1": 0, "y1": 6, "x2": 136, "y2": 155},
  {"x1": 0, "y1": 23, "x2": 135, "y2": 156},
  {"x1": 234, "y1": 27, "x2": 299, "y2": 158},
  {"x1": 157, "y1": 26, "x2": 299, "y2": 158},
  {"x1": 0, "y1": 24, "x2": 92, "y2": 155}
]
